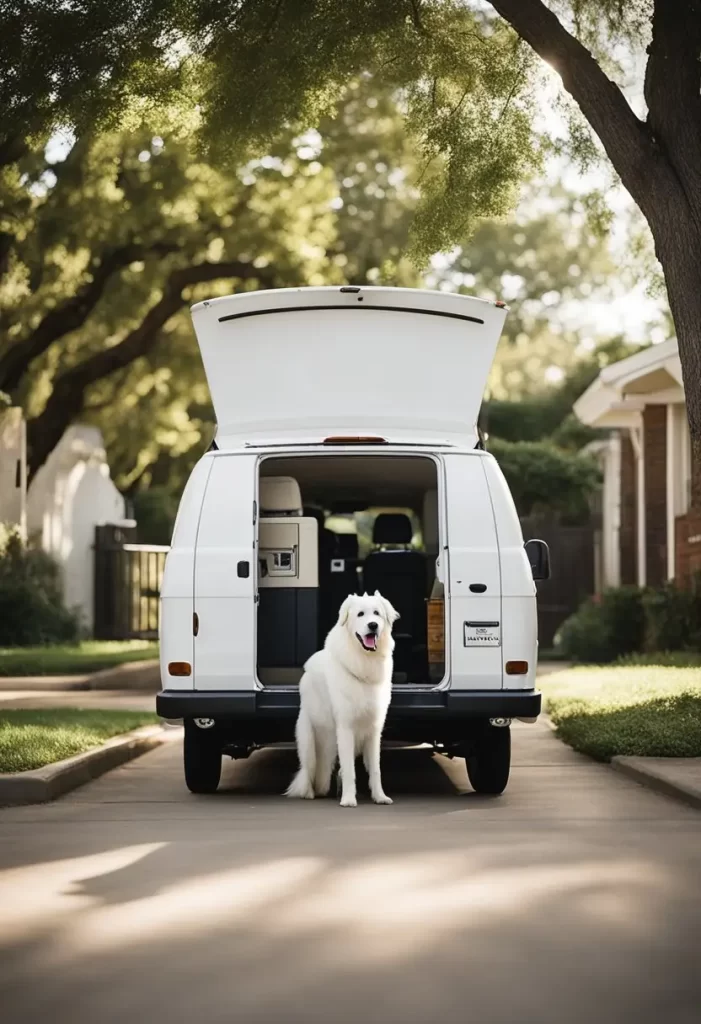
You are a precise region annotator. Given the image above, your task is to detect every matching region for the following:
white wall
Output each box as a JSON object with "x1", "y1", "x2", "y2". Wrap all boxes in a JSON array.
[
  {"x1": 601, "y1": 435, "x2": 622, "y2": 589},
  {"x1": 27, "y1": 426, "x2": 125, "y2": 633},
  {"x1": 585, "y1": 436, "x2": 621, "y2": 590},
  {"x1": 0, "y1": 407, "x2": 27, "y2": 539}
]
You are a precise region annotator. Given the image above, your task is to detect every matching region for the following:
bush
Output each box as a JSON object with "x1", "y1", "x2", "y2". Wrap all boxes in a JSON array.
[
  {"x1": 642, "y1": 579, "x2": 701, "y2": 654},
  {"x1": 0, "y1": 527, "x2": 80, "y2": 647},
  {"x1": 132, "y1": 487, "x2": 178, "y2": 545},
  {"x1": 556, "y1": 586, "x2": 646, "y2": 663},
  {"x1": 488, "y1": 438, "x2": 601, "y2": 523}
]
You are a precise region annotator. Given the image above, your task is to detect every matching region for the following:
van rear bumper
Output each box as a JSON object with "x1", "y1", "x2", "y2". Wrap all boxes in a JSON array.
[{"x1": 156, "y1": 688, "x2": 541, "y2": 721}]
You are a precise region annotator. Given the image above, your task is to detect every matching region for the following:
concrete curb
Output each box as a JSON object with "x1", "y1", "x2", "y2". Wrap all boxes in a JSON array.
[
  {"x1": 0, "y1": 676, "x2": 90, "y2": 692},
  {"x1": 0, "y1": 725, "x2": 176, "y2": 806},
  {"x1": 611, "y1": 756, "x2": 701, "y2": 810},
  {"x1": 0, "y1": 659, "x2": 160, "y2": 694},
  {"x1": 87, "y1": 660, "x2": 160, "y2": 691}
]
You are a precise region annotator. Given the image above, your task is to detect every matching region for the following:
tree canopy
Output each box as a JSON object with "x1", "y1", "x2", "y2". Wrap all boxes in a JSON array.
[
  {"x1": 3, "y1": 0, "x2": 696, "y2": 499},
  {"x1": 1, "y1": 79, "x2": 429, "y2": 486}
]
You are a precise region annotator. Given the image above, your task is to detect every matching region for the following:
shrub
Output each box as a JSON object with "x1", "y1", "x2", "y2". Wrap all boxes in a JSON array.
[
  {"x1": 488, "y1": 438, "x2": 601, "y2": 523},
  {"x1": 642, "y1": 579, "x2": 701, "y2": 654},
  {"x1": 0, "y1": 526, "x2": 80, "y2": 647},
  {"x1": 556, "y1": 586, "x2": 646, "y2": 663},
  {"x1": 132, "y1": 487, "x2": 179, "y2": 545}
]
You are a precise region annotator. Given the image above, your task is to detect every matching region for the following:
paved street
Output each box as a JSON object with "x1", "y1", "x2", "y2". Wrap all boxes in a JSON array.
[{"x1": 1, "y1": 721, "x2": 700, "y2": 1024}]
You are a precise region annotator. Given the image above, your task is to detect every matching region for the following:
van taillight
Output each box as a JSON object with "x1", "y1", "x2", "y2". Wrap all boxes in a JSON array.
[
  {"x1": 322, "y1": 436, "x2": 387, "y2": 444},
  {"x1": 505, "y1": 661, "x2": 529, "y2": 675},
  {"x1": 169, "y1": 661, "x2": 192, "y2": 677}
]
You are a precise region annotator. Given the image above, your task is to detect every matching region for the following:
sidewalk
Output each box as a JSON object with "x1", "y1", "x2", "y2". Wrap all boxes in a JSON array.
[
  {"x1": 0, "y1": 689, "x2": 157, "y2": 711},
  {"x1": 0, "y1": 659, "x2": 159, "y2": 694},
  {"x1": 612, "y1": 756, "x2": 701, "y2": 810}
]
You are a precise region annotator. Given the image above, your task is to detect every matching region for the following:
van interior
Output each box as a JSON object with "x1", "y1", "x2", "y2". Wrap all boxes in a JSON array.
[{"x1": 256, "y1": 455, "x2": 444, "y2": 687}]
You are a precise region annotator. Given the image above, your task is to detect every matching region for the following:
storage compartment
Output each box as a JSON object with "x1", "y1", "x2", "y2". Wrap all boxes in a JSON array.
[
  {"x1": 257, "y1": 454, "x2": 445, "y2": 687},
  {"x1": 257, "y1": 476, "x2": 319, "y2": 679}
]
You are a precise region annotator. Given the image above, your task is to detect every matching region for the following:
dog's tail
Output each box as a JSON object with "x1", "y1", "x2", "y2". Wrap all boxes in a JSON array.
[{"x1": 285, "y1": 710, "x2": 316, "y2": 799}]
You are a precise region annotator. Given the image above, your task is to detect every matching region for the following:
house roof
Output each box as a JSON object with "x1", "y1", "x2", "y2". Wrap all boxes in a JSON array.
[{"x1": 574, "y1": 339, "x2": 684, "y2": 428}]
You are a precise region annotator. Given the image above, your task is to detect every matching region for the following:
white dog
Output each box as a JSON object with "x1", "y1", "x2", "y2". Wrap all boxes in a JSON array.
[{"x1": 286, "y1": 591, "x2": 399, "y2": 807}]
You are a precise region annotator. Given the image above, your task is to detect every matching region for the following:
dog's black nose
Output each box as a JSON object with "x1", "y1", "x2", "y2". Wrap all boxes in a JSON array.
[{"x1": 367, "y1": 621, "x2": 378, "y2": 633}]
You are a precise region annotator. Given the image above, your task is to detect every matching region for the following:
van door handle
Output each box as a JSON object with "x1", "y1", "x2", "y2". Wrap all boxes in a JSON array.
[{"x1": 237, "y1": 561, "x2": 250, "y2": 578}]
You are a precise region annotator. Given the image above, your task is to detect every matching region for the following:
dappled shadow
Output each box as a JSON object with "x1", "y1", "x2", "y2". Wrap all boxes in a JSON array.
[
  {"x1": 1, "y1": 834, "x2": 699, "y2": 1024},
  {"x1": 217, "y1": 746, "x2": 465, "y2": 798},
  {"x1": 1, "y1": 732, "x2": 701, "y2": 1022}
]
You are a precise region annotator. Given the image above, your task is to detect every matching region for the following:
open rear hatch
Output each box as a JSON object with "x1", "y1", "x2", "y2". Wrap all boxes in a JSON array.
[{"x1": 191, "y1": 286, "x2": 507, "y2": 448}]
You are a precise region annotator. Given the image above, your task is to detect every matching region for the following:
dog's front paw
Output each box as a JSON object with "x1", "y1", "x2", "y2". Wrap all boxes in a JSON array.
[
  {"x1": 339, "y1": 794, "x2": 358, "y2": 808},
  {"x1": 372, "y1": 793, "x2": 393, "y2": 805}
]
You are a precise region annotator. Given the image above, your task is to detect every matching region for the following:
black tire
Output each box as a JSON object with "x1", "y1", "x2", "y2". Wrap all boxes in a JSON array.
[
  {"x1": 183, "y1": 721, "x2": 222, "y2": 794},
  {"x1": 466, "y1": 725, "x2": 511, "y2": 795}
]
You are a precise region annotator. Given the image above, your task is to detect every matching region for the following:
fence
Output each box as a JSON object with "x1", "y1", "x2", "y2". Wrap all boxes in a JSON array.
[
  {"x1": 520, "y1": 516, "x2": 596, "y2": 648},
  {"x1": 93, "y1": 524, "x2": 169, "y2": 640},
  {"x1": 93, "y1": 517, "x2": 595, "y2": 647}
]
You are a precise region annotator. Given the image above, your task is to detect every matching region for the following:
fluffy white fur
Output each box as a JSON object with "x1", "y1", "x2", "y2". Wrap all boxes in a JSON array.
[{"x1": 286, "y1": 591, "x2": 399, "y2": 807}]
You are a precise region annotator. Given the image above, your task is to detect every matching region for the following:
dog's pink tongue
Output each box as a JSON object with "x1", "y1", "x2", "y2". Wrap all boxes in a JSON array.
[{"x1": 365, "y1": 634, "x2": 377, "y2": 650}]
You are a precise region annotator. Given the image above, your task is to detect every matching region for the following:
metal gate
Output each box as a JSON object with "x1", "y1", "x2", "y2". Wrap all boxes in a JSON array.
[
  {"x1": 94, "y1": 524, "x2": 169, "y2": 640},
  {"x1": 520, "y1": 516, "x2": 596, "y2": 649}
]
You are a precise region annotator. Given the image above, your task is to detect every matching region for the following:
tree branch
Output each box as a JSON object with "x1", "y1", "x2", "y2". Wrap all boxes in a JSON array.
[
  {"x1": 26, "y1": 259, "x2": 278, "y2": 479},
  {"x1": 488, "y1": 0, "x2": 663, "y2": 213},
  {"x1": 0, "y1": 135, "x2": 28, "y2": 169},
  {"x1": 409, "y1": 0, "x2": 428, "y2": 35},
  {"x1": 644, "y1": 0, "x2": 701, "y2": 219},
  {"x1": 0, "y1": 241, "x2": 178, "y2": 395}
]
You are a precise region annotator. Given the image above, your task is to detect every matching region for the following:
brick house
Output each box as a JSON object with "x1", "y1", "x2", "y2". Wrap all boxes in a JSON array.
[{"x1": 574, "y1": 339, "x2": 698, "y2": 589}]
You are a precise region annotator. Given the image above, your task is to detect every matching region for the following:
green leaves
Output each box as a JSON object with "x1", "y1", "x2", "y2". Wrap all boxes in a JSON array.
[{"x1": 488, "y1": 437, "x2": 602, "y2": 521}]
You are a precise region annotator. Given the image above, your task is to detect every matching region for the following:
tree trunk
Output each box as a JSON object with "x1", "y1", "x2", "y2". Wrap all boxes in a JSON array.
[
  {"x1": 652, "y1": 218, "x2": 701, "y2": 508},
  {"x1": 489, "y1": 0, "x2": 701, "y2": 506}
]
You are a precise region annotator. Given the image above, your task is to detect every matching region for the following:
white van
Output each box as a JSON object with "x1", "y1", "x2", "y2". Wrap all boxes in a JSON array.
[{"x1": 156, "y1": 286, "x2": 549, "y2": 796}]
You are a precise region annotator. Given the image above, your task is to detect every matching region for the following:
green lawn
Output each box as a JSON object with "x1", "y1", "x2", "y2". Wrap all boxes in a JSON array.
[
  {"x1": 616, "y1": 651, "x2": 701, "y2": 668},
  {"x1": 541, "y1": 666, "x2": 701, "y2": 761},
  {"x1": 0, "y1": 708, "x2": 160, "y2": 773},
  {"x1": 0, "y1": 640, "x2": 159, "y2": 677}
]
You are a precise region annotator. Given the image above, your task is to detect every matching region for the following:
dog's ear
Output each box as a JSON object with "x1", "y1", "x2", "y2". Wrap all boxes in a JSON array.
[
  {"x1": 338, "y1": 595, "x2": 355, "y2": 626},
  {"x1": 376, "y1": 592, "x2": 400, "y2": 624}
]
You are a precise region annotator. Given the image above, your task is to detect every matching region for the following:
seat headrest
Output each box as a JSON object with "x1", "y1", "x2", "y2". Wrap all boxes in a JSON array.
[
  {"x1": 260, "y1": 476, "x2": 302, "y2": 515},
  {"x1": 373, "y1": 513, "x2": 413, "y2": 545},
  {"x1": 334, "y1": 532, "x2": 358, "y2": 559}
]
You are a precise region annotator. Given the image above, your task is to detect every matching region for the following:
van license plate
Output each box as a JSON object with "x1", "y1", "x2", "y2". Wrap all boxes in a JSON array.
[{"x1": 463, "y1": 621, "x2": 500, "y2": 647}]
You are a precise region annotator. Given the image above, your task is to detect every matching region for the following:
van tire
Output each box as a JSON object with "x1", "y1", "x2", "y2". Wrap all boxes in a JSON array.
[
  {"x1": 184, "y1": 721, "x2": 222, "y2": 794},
  {"x1": 466, "y1": 724, "x2": 510, "y2": 795}
]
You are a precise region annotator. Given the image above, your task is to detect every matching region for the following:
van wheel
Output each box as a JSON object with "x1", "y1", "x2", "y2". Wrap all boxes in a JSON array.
[
  {"x1": 466, "y1": 724, "x2": 510, "y2": 795},
  {"x1": 184, "y1": 721, "x2": 222, "y2": 794}
]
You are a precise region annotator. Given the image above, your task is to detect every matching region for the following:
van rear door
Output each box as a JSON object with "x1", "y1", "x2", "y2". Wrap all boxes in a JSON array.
[
  {"x1": 190, "y1": 286, "x2": 506, "y2": 448},
  {"x1": 194, "y1": 454, "x2": 257, "y2": 690},
  {"x1": 444, "y1": 453, "x2": 502, "y2": 690}
]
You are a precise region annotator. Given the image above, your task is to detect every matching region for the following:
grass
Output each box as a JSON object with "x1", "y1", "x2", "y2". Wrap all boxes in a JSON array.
[
  {"x1": 541, "y1": 666, "x2": 701, "y2": 761},
  {"x1": 615, "y1": 651, "x2": 701, "y2": 668},
  {"x1": 0, "y1": 708, "x2": 160, "y2": 773},
  {"x1": 0, "y1": 640, "x2": 159, "y2": 677}
]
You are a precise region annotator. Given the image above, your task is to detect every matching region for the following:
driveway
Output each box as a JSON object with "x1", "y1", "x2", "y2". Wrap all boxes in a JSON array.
[{"x1": 1, "y1": 721, "x2": 700, "y2": 1024}]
